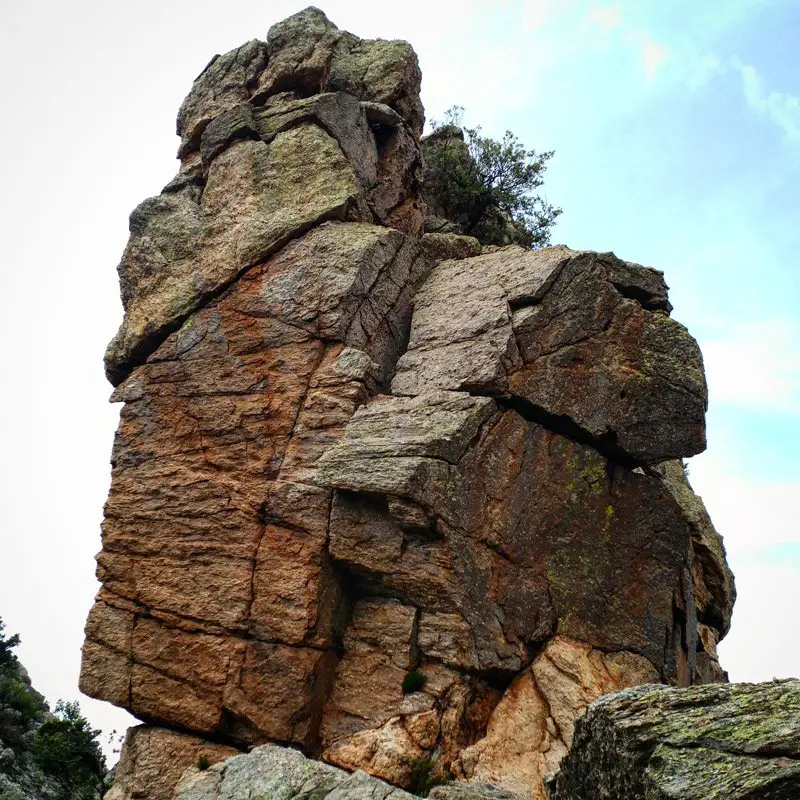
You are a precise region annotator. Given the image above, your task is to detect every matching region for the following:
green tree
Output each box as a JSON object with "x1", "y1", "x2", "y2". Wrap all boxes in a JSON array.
[
  {"x1": 0, "y1": 618, "x2": 47, "y2": 750},
  {"x1": 424, "y1": 106, "x2": 562, "y2": 248},
  {"x1": 0, "y1": 619, "x2": 21, "y2": 668},
  {"x1": 32, "y1": 700, "x2": 107, "y2": 800}
]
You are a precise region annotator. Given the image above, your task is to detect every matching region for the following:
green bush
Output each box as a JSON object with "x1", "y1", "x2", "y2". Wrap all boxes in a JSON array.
[
  {"x1": 32, "y1": 700, "x2": 107, "y2": 800},
  {"x1": 197, "y1": 755, "x2": 211, "y2": 771},
  {"x1": 409, "y1": 755, "x2": 452, "y2": 797},
  {"x1": 0, "y1": 620, "x2": 106, "y2": 800},
  {"x1": 402, "y1": 670, "x2": 427, "y2": 694},
  {"x1": 0, "y1": 619, "x2": 47, "y2": 751},
  {"x1": 424, "y1": 106, "x2": 561, "y2": 248}
]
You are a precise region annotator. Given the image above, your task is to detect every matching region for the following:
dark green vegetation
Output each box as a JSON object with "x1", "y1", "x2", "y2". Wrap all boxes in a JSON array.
[
  {"x1": 409, "y1": 755, "x2": 452, "y2": 797},
  {"x1": 401, "y1": 670, "x2": 427, "y2": 694},
  {"x1": 0, "y1": 618, "x2": 106, "y2": 800},
  {"x1": 424, "y1": 106, "x2": 561, "y2": 247}
]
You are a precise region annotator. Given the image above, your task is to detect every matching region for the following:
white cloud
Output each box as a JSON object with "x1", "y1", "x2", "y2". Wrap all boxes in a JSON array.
[
  {"x1": 718, "y1": 562, "x2": 800, "y2": 681},
  {"x1": 588, "y1": 4, "x2": 622, "y2": 32},
  {"x1": 687, "y1": 53, "x2": 724, "y2": 90},
  {"x1": 699, "y1": 319, "x2": 800, "y2": 415},
  {"x1": 737, "y1": 61, "x2": 800, "y2": 140},
  {"x1": 522, "y1": 0, "x2": 575, "y2": 30},
  {"x1": 625, "y1": 29, "x2": 669, "y2": 82}
]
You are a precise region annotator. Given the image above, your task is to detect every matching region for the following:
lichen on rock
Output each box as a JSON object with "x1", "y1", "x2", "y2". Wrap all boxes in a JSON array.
[
  {"x1": 547, "y1": 680, "x2": 800, "y2": 799},
  {"x1": 81, "y1": 7, "x2": 743, "y2": 800}
]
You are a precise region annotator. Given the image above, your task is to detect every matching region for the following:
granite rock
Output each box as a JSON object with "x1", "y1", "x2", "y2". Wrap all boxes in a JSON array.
[
  {"x1": 547, "y1": 680, "x2": 800, "y2": 800},
  {"x1": 83, "y1": 8, "x2": 735, "y2": 800}
]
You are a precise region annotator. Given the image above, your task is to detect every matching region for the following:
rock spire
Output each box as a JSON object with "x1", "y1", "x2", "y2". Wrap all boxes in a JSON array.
[{"x1": 81, "y1": 8, "x2": 734, "y2": 799}]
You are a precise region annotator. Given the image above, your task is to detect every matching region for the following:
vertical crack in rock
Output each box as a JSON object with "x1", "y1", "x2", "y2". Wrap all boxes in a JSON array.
[{"x1": 82, "y1": 8, "x2": 736, "y2": 800}]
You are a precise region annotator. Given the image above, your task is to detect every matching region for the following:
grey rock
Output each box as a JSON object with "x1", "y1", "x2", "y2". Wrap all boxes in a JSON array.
[
  {"x1": 393, "y1": 245, "x2": 707, "y2": 465},
  {"x1": 547, "y1": 680, "x2": 800, "y2": 800},
  {"x1": 430, "y1": 783, "x2": 524, "y2": 799},
  {"x1": 174, "y1": 743, "x2": 418, "y2": 800},
  {"x1": 177, "y1": 39, "x2": 268, "y2": 158}
]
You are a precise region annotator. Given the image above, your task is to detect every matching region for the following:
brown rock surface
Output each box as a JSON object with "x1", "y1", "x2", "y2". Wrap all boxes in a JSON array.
[
  {"x1": 456, "y1": 636, "x2": 658, "y2": 799},
  {"x1": 105, "y1": 725, "x2": 239, "y2": 800},
  {"x1": 82, "y1": 8, "x2": 735, "y2": 800}
]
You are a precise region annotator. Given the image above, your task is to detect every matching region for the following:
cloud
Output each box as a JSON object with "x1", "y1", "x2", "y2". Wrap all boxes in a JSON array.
[
  {"x1": 737, "y1": 61, "x2": 800, "y2": 140},
  {"x1": 588, "y1": 4, "x2": 621, "y2": 32},
  {"x1": 522, "y1": 0, "x2": 574, "y2": 29},
  {"x1": 699, "y1": 319, "x2": 800, "y2": 415},
  {"x1": 717, "y1": 561, "x2": 800, "y2": 681},
  {"x1": 624, "y1": 29, "x2": 669, "y2": 82},
  {"x1": 689, "y1": 470, "x2": 800, "y2": 682},
  {"x1": 687, "y1": 53, "x2": 724, "y2": 90}
]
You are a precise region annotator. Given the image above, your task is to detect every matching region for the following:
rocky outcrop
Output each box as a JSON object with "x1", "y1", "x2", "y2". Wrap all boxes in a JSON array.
[
  {"x1": 105, "y1": 727, "x2": 239, "y2": 800},
  {"x1": 173, "y1": 743, "x2": 521, "y2": 800},
  {"x1": 82, "y1": 7, "x2": 735, "y2": 800},
  {"x1": 547, "y1": 680, "x2": 800, "y2": 799}
]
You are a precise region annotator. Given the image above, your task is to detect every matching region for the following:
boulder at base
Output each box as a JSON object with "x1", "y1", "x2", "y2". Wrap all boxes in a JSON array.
[{"x1": 546, "y1": 679, "x2": 800, "y2": 799}]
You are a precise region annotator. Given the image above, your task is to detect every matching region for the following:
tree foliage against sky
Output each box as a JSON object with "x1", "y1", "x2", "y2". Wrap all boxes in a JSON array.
[
  {"x1": 0, "y1": 618, "x2": 107, "y2": 800},
  {"x1": 424, "y1": 107, "x2": 562, "y2": 248}
]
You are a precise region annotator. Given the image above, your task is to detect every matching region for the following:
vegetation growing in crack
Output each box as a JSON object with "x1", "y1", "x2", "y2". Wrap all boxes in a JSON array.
[
  {"x1": 409, "y1": 755, "x2": 452, "y2": 797},
  {"x1": 402, "y1": 670, "x2": 427, "y2": 694}
]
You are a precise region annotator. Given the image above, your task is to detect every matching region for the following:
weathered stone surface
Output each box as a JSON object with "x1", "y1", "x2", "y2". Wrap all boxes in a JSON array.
[
  {"x1": 109, "y1": 9, "x2": 426, "y2": 386},
  {"x1": 430, "y1": 785, "x2": 523, "y2": 800},
  {"x1": 105, "y1": 726, "x2": 239, "y2": 800},
  {"x1": 318, "y1": 392, "x2": 693, "y2": 677},
  {"x1": 547, "y1": 680, "x2": 800, "y2": 800},
  {"x1": 176, "y1": 8, "x2": 423, "y2": 154},
  {"x1": 85, "y1": 8, "x2": 735, "y2": 800},
  {"x1": 175, "y1": 743, "x2": 418, "y2": 800},
  {"x1": 107, "y1": 124, "x2": 368, "y2": 384},
  {"x1": 320, "y1": 599, "x2": 500, "y2": 787},
  {"x1": 392, "y1": 245, "x2": 706, "y2": 465},
  {"x1": 82, "y1": 223, "x2": 430, "y2": 746},
  {"x1": 456, "y1": 636, "x2": 658, "y2": 799}
]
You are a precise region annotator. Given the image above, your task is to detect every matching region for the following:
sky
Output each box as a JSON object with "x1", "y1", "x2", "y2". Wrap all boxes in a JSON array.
[{"x1": 1, "y1": 0, "x2": 798, "y2": 755}]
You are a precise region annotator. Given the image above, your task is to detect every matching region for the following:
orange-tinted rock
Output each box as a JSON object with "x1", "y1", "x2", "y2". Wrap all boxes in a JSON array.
[
  {"x1": 83, "y1": 8, "x2": 734, "y2": 799},
  {"x1": 457, "y1": 636, "x2": 658, "y2": 799},
  {"x1": 105, "y1": 725, "x2": 240, "y2": 800}
]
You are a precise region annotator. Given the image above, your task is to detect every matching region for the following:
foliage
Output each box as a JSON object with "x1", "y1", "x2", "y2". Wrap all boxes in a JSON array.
[
  {"x1": 0, "y1": 619, "x2": 47, "y2": 751},
  {"x1": 0, "y1": 619, "x2": 106, "y2": 800},
  {"x1": 197, "y1": 754, "x2": 211, "y2": 771},
  {"x1": 408, "y1": 755, "x2": 452, "y2": 797},
  {"x1": 425, "y1": 106, "x2": 561, "y2": 248},
  {"x1": 32, "y1": 700, "x2": 107, "y2": 800},
  {"x1": 0, "y1": 620, "x2": 21, "y2": 669},
  {"x1": 401, "y1": 670, "x2": 427, "y2": 694}
]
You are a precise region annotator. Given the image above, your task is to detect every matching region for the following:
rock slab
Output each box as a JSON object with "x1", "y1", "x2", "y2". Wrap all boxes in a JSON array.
[
  {"x1": 174, "y1": 743, "x2": 522, "y2": 800},
  {"x1": 546, "y1": 680, "x2": 800, "y2": 800}
]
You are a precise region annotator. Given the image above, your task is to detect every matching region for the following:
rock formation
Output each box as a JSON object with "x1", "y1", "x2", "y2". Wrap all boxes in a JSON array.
[
  {"x1": 81, "y1": 7, "x2": 736, "y2": 799},
  {"x1": 547, "y1": 680, "x2": 800, "y2": 799},
  {"x1": 173, "y1": 743, "x2": 519, "y2": 800}
]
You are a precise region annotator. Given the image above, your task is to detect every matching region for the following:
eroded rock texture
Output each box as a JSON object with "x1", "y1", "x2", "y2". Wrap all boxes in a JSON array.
[
  {"x1": 82, "y1": 7, "x2": 735, "y2": 800},
  {"x1": 547, "y1": 680, "x2": 800, "y2": 799},
  {"x1": 173, "y1": 743, "x2": 520, "y2": 800}
]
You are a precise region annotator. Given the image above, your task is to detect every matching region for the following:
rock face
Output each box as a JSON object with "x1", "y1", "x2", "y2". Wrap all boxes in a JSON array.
[
  {"x1": 106, "y1": 726, "x2": 239, "y2": 800},
  {"x1": 547, "y1": 680, "x2": 800, "y2": 799},
  {"x1": 172, "y1": 743, "x2": 519, "y2": 800},
  {"x1": 81, "y1": 7, "x2": 736, "y2": 800}
]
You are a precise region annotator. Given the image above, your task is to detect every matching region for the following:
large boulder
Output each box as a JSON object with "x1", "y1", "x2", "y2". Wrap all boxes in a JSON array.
[
  {"x1": 82, "y1": 8, "x2": 735, "y2": 800},
  {"x1": 547, "y1": 680, "x2": 800, "y2": 799}
]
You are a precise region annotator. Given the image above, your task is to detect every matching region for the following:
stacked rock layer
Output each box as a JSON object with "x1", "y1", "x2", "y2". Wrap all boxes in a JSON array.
[{"x1": 81, "y1": 8, "x2": 735, "y2": 800}]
